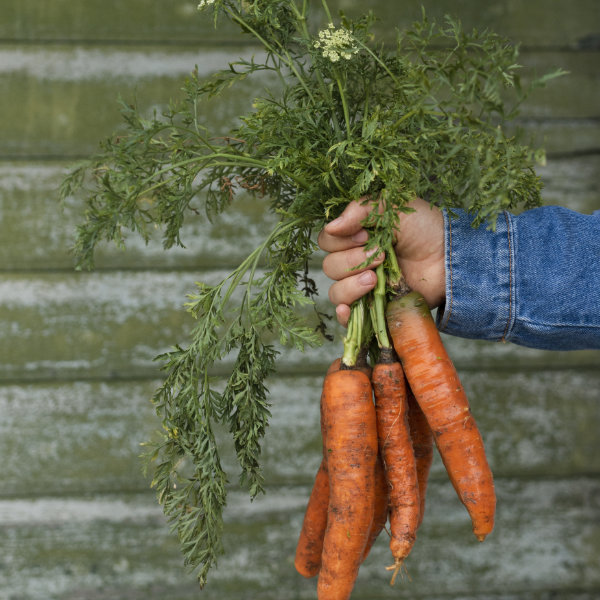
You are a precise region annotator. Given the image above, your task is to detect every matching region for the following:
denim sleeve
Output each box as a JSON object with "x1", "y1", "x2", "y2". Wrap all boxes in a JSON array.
[{"x1": 436, "y1": 206, "x2": 600, "y2": 350}]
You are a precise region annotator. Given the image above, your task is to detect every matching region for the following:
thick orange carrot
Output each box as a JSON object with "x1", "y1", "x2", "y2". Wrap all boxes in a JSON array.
[
  {"x1": 371, "y1": 348, "x2": 420, "y2": 582},
  {"x1": 406, "y1": 383, "x2": 434, "y2": 528},
  {"x1": 317, "y1": 368, "x2": 378, "y2": 600},
  {"x1": 296, "y1": 356, "x2": 375, "y2": 578},
  {"x1": 386, "y1": 291, "x2": 495, "y2": 541}
]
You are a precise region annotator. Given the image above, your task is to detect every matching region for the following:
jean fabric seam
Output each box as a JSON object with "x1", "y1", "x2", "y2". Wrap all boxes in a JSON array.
[
  {"x1": 500, "y1": 211, "x2": 515, "y2": 342},
  {"x1": 438, "y1": 210, "x2": 452, "y2": 331}
]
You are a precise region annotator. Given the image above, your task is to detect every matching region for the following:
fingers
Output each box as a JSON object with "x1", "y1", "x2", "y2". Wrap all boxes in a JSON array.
[
  {"x1": 318, "y1": 199, "x2": 382, "y2": 326},
  {"x1": 317, "y1": 226, "x2": 369, "y2": 253},
  {"x1": 335, "y1": 304, "x2": 351, "y2": 328},
  {"x1": 324, "y1": 199, "x2": 373, "y2": 235},
  {"x1": 318, "y1": 198, "x2": 376, "y2": 252},
  {"x1": 328, "y1": 269, "x2": 378, "y2": 307},
  {"x1": 322, "y1": 245, "x2": 383, "y2": 281}
]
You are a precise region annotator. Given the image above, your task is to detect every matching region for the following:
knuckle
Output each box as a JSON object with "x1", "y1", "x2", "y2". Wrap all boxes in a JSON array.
[
  {"x1": 328, "y1": 282, "x2": 340, "y2": 304},
  {"x1": 322, "y1": 253, "x2": 337, "y2": 279},
  {"x1": 316, "y1": 229, "x2": 328, "y2": 250}
]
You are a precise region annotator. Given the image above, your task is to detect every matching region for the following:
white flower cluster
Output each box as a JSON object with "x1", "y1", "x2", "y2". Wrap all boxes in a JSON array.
[
  {"x1": 313, "y1": 23, "x2": 359, "y2": 63},
  {"x1": 197, "y1": 0, "x2": 215, "y2": 10}
]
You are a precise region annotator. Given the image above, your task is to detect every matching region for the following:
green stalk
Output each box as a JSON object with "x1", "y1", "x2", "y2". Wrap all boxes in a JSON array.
[
  {"x1": 341, "y1": 297, "x2": 366, "y2": 368},
  {"x1": 369, "y1": 263, "x2": 391, "y2": 349},
  {"x1": 320, "y1": 0, "x2": 333, "y2": 22},
  {"x1": 335, "y1": 71, "x2": 352, "y2": 141},
  {"x1": 384, "y1": 241, "x2": 410, "y2": 297},
  {"x1": 137, "y1": 154, "x2": 311, "y2": 198},
  {"x1": 224, "y1": 7, "x2": 316, "y2": 103}
]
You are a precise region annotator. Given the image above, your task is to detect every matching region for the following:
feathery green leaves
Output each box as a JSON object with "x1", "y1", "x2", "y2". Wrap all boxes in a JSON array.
[{"x1": 62, "y1": 0, "x2": 562, "y2": 584}]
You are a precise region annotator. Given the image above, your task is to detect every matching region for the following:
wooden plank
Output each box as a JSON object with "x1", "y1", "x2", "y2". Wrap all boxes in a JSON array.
[
  {"x1": 0, "y1": 479, "x2": 598, "y2": 598},
  {"x1": 0, "y1": 161, "x2": 280, "y2": 271},
  {"x1": 0, "y1": 44, "x2": 257, "y2": 158},
  {"x1": 0, "y1": 270, "x2": 598, "y2": 383},
  {"x1": 1, "y1": 155, "x2": 598, "y2": 271},
  {"x1": 0, "y1": 0, "x2": 598, "y2": 48},
  {"x1": 1, "y1": 370, "x2": 598, "y2": 497},
  {"x1": 0, "y1": 44, "x2": 597, "y2": 158}
]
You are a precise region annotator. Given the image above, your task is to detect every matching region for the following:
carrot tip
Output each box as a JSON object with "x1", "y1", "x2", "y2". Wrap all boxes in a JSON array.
[
  {"x1": 476, "y1": 533, "x2": 487, "y2": 542},
  {"x1": 385, "y1": 558, "x2": 405, "y2": 586}
]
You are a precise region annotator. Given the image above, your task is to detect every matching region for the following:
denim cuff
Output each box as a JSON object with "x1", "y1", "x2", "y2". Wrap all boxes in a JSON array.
[{"x1": 436, "y1": 209, "x2": 515, "y2": 342}]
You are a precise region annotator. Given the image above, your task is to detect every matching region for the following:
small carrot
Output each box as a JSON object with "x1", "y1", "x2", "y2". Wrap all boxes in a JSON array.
[
  {"x1": 295, "y1": 459, "x2": 330, "y2": 578},
  {"x1": 361, "y1": 453, "x2": 389, "y2": 562},
  {"x1": 371, "y1": 348, "x2": 420, "y2": 583},
  {"x1": 317, "y1": 368, "x2": 378, "y2": 600},
  {"x1": 295, "y1": 358, "x2": 341, "y2": 578},
  {"x1": 406, "y1": 383, "x2": 434, "y2": 528},
  {"x1": 386, "y1": 291, "x2": 496, "y2": 541}
]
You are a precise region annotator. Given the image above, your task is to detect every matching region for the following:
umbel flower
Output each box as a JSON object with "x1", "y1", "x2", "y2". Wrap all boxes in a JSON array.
[
  {"x1": 197, "y1": 0, "x2": 215, "y2": 10},
  {"x1": 314, "y1": 23, "x2": 359, "y2": 62}
]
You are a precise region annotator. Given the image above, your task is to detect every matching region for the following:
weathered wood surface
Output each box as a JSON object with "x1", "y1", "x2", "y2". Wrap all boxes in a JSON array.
[
  {"x1": 1, "y1": 371, "x2": 599, "y2": 497},
  {"x1": 1, "y1": 44, "x2": 599, "y2": 158},
  {"x1": 1, "y1": 156, "x2": 599, "y2": 272},
  {"x1": 1, "y1": 478, "x2": 599, "y2": 600},
  {"x1": 0, "y1": 270, "x2": 598, "y2": 384},
  {"x1": 0, "y1": 0, "x2": 598, "y2": 598},
  {"x1": 1, "y1": 0, "x2": 598, "y2": 48}
]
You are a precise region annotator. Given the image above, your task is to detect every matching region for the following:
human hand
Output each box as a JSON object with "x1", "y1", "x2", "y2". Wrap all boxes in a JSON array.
[{"x1": 317, "y1": 197, "x2": 445, "y2": 326}]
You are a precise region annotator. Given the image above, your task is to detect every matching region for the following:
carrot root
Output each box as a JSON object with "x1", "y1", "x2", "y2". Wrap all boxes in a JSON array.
[
  {"x1": 386, "y1": 292, "x2": 496, "y2": 540},
  {"x1": 317, "y1": 369, "x2": 378, "y2": 600}
]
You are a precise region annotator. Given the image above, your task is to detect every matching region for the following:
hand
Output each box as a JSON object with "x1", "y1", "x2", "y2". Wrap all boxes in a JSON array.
[{"x1": 317, "y1": 197, "x2": 445, "y2": 326}]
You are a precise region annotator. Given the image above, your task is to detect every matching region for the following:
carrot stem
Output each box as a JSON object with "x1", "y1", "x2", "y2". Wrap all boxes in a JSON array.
[
  {"x1": 384, "y1": 242, "x2": 410, "y2": 298},
  {"x1": 342, "y1": 297, "x2": 367, "y2": 368},
  {"x1": 369, "y1": 264, "x2": 391, "y2": 350}
]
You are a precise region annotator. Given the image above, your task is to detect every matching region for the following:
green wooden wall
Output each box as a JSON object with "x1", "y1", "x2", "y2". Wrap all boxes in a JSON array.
[{"x1": 0, "y1": 1, "x2": 599, "y2": 598}]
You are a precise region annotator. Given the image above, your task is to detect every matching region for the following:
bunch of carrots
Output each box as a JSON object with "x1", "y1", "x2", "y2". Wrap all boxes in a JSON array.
[{"x1": 294, "y1": 242, "x2": 496, "y2": 599}]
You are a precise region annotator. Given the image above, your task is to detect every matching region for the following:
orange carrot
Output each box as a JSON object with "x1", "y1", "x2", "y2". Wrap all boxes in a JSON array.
[
  {"x1": 295, "y1": 459, "x2": 330, "y2": 578},
  {"x1": 317, "y1": 368, "x2": 378, "y2": 600},
  {"x1": 295, "y1": 358, "x2": 340, "y2": 578},
  {"x1": 295, "y1": 356, "x2": 375, "y2": 578},
  {"x1": 386, "y1": 291, "x2": 496, "y2": 541},
  {"x1": 406, "y1": 383, "x2": 434, "y2": 528},
  {"x1": 361, "y1": 453, "x2": 389, "y2": 562},
  {"x1": 371, "y1": 348, "x2": 420, "y2": 582}
]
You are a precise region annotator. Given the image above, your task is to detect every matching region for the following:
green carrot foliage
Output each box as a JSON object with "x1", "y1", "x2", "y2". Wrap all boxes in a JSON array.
[{"x1": 60, "y1": 0, "x2": 564, "y2": 585}]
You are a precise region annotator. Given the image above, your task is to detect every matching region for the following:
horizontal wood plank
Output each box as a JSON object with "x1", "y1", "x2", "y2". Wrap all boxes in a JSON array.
[
  {"x1": 0, "y1": 45, "x2": 597, "y2": 158},
  {"x1": 0, "y1": 0, "x2": 598, "y2": 48},
  {"x1": 0, "y1": 478, "x2": 598, "y2": 598},
  {"x1": 1, "y1": 370, "x2": 598, "y2": 497},
  {"x1": 1, "y1": 155, "x2": 598, "y2": 271},
  {"x1": 0, "y1": 270, "x2": 598, "y2": 382}
]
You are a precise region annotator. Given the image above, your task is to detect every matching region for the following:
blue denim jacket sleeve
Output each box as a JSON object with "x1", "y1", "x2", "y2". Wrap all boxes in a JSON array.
[{"x1": 436, "y1": 206, "x2": 600, "y2": 350}]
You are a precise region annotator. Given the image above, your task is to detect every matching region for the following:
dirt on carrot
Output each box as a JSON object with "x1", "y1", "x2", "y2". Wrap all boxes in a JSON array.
[
  {"x1": 406, "y1": 383, "x2": 434, "y2": 528},
  {"x1": 386, "y1": 291, "x2": 496, "y2": 541},
  {"x1": 372, "y1": 348, "x2": 420, "y2": 583},
  {"x1": 317, "y1": 368, "x2": 378, "y2": 600}
]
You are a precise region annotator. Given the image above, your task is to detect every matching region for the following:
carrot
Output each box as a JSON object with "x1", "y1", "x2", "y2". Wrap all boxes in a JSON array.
[
  {"x1": 386, "y1": 291, "x2": 496, "y2": 541},
  {"x1": 295, "y1": 356, "x2": 374, "y2": 578},
  {"x1": 295, "y1": 358, "x2": 341, "y2": 578},
  {"x1": 295, "y1": 459, "x2": 330, "y2": 577},
  {"x1": 317, "y1": 368, "x2": 378, "y2": 600},
  {"x1": 371, "y1": 348, "x2": 420, "y2": 583},
  {"x1": 361, "y1": 453, "x2": 389, "y2": 562},
  {"x1": 351, "y1": 353, "x2": 388, "y2": 563},
  {"x1": 406, "y1": 383, "x2": 434, "y2": 528}
]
